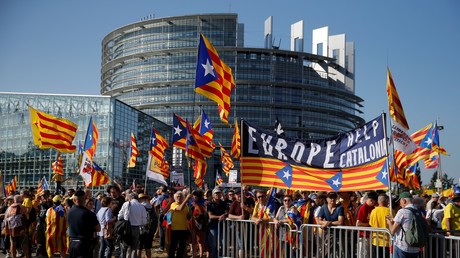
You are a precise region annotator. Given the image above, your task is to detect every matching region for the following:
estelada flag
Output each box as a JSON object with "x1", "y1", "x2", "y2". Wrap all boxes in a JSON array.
[
  {"x1": 29, "y1": 106, "x2": 78, "y2": 153},
  {"x1": 231, "y1": 119, "x2": 241, "y2": 159},
  {"x1": 52, "y1": 153, "x2": 64, "y2": 175},
  {"x1": 84, "y1": 162, "x2": 110, "y2": 187}
]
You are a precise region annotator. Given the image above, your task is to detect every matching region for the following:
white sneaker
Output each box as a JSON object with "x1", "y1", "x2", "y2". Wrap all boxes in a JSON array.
[{"x1": 155, "y1": 247, "x2": 164, "y2": 252}]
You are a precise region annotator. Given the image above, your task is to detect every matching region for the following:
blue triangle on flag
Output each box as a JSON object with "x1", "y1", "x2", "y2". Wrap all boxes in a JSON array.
[
  {"x1": 376, "y1": 160, "x2": 389, "y2": 187},
  {"x1": 275, "y1": 164, "x2": 293, "y2": 188},
  {"x1": 326, "y1": 171, "x2": 342, "y2": 191}
]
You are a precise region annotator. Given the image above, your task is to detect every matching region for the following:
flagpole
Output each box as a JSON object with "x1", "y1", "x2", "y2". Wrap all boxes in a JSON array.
[
  {"x1": 381, "y1": 112, "x2": 393, "y2": 213},
  {"x1": 436, "y1": 118, "x2": 443, "y2": 193}
]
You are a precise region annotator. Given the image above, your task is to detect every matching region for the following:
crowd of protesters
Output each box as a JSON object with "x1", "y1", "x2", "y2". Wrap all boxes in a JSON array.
[{"x1": 0, "y1": 183, "x2": 459, "y2": 258}]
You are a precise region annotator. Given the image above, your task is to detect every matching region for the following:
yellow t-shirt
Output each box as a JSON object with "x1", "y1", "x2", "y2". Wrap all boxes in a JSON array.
[
  {"x1": 170, "y1": 202, "x2": 189, "y2": 231},
  {"x1": 442, "y1": 203, "x2": 460, "y2": 235},
  {"x1": 22, "y1": 197, "x2": 33, "y2": 219},
  {"x1": 369, "y1": 206, "x2": 390, "y2": 247}
]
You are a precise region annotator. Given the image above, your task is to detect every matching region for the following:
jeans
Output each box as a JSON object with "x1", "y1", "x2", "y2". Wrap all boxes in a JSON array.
[
  {"x1": 208, "y1": 226, "x2": 222, "y2": 258},
  {"x1": 98, "y1": 236, "x2": 113, "y2": 258},
  {"x1": 393, "y1": 246, "x2": 420, "y2": 258}
]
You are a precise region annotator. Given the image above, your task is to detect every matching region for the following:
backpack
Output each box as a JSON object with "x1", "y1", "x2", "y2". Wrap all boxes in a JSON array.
[
  {"x1": 5, "y1": 205, "x2": 26, "y2": 237},
  {"x1": 403, "y1": 207, "x2": 431, "y2": 247},
  {"x1": 113, "y1": 202, "x2": 131, "y2": 244}
]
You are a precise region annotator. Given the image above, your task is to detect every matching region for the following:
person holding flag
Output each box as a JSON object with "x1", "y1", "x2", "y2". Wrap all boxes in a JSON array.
[
  {"x1": 45, "y1": 195, "x2": 68, "y2": 258},
  {"x1": 207, "y1": 188, "x2": 228, "y2": 258}
]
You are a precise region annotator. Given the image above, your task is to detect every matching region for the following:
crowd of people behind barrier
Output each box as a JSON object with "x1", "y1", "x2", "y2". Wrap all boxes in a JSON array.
[{"x1": 0, "y1": 183, "x2": 459, "y2": 258}]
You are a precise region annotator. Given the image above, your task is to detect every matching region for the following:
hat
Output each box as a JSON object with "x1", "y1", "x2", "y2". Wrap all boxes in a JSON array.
[
  {"x1": 52, "y1": 195, "x2": 62, "y2": 203},
  {"x1": 212, "y1": 188, "x2": 222, "y2": 195},
  {"x1": 74, "y1": 190, "x2": 85, "y2": 197},
  {"x1": 399, "y1": 192, "x2": 412, "y2": 199},
  {"x1": 309, "y1": 193, "x2": 317, "y2": 202},
  {"x1": 138, "y1": 193, "x2": 150, "y2": 200},
  {"x1": 432, "y1": 193, "x2": 440, "y2": 198}
]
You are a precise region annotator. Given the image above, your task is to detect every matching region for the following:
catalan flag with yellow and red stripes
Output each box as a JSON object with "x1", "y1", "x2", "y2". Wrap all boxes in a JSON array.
[
  {"x1": 195, "y1": 34, "x2": 235, "y2": 124},
  {"x1": 46, "y1": 205, "x2": 67, "y2": 257},
  {"x1": 29, "y1": 106, "x2": 78, "y2": 153},
  {"x1": 172, "y1": 113, "x2": 187, "y2": 150},
  {"x1": 150, "y1": 128, "x2": 169, "y2": 163},
  {"x1": 231, "y1": 119, "x2": 241, "y2": 159},
  {"x1": 5, "y1": 176, "x2": 17, "y2": 195},
  {"x1": 83, "y1": 117, "x2": 98, "y2": 160},
  {"x1": 386, "y1": 68, "x2": 409, "y2": 130},
  {"x1": 241, "y1": 157, "x2": 388, "y2": 191},
  {"x1": 128, "y1": 132, "x2": 138, "y2": 168},
  {"x1": 220, "y1": 143, "x2": 234, "y2": 175},
  {"x1": 84, "y1": 162, "x2": 110, "y2": 187},
  {"x1": 52, "y1": 153, "x2": 64, "y2": 175},
  {"x1": 193, "y1": 160, "x2": 207, "y2": 187}
]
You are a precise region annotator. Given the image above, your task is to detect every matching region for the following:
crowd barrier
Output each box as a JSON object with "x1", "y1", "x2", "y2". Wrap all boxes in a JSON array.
[{"x1": 217, "y1": 219, "x2": 460, "y2": 258}]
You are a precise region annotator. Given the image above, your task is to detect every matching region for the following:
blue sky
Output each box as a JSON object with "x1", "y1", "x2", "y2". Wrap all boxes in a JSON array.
[{"x1": 1, "y1": 0, "x2": 459, "y2": 186}]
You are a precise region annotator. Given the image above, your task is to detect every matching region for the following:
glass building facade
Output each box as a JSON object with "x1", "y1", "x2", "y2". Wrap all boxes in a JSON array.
[
  {"x1": 0, "y1": 93, "x2": 170, "y2": 193},
  {"x1": 101, "y1": 14, "x2": 364, "y2": 184}
]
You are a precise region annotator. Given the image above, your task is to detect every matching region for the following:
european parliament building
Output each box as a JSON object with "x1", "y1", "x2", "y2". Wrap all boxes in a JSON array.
[
  {"x1": 102, "y1": 13, "x2": 363, "y2": 147},
  {"x1": 101, "y1": 13, "x2": 364, "y2": 183},
  {"x1": 0, "y1": 93, "x2": 170, "y2": 193},
  {"x1": 1, "y1": 13, "x2": 365, "y2": 191}
]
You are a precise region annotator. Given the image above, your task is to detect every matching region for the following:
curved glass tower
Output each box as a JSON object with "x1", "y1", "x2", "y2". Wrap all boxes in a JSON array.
[{"x1": 101, "y1": 13, "x2": 364, "y2": 151}]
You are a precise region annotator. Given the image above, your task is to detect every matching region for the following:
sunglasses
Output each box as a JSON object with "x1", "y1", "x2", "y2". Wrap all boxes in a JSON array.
[{"x1": 283, "y1": 199, "x2": 291, "y2": 202}]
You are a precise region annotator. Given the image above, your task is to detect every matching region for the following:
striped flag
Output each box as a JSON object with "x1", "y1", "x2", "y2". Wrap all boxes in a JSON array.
[
  {"x1": 193, "y1": 160, "x2": 207, "y2": 187},
  {"x1": 84, "y1": 162, "x2": 110, "y2": 187},
  {"x1": 46, "y1": 204, "x2": 68, "y2": 257},
  {"x1": 216, "y1": 171, "x2": 224, "y2": 185},
  {"x1": 193, "y1": 109, "x2": 215, "y2": 147},
  {"x1": 185, "y1": 120, "x2": 214, "y2": 164},
  {"x1": 146, "y1": 153, "x2": 168, "y2": 186},
  {"x1": 5, "y1": 176, "x2": 17, "y2": 195},
  {"x1": 241, "y1": 157, "x2": 389, "y2": 191},
  {"x1": 431, "y1": 122, "x2": 448, "y2": 155},
  {"x1": 195, "y1": 34, "x2": 235, "y2": 124},
  {"x1": 29, "y1": 106, "x2": 78, "y2": 153},
  {"x1": 387, "y1": 68, "x2": 409, "y2": 129},
  {"x1": 128, "y1": 133, "x2": 138, "y2": 168},
  {"x1": 83, "y1": 117, "x2": 99, "y2": 160},
  {"x1": 386, "y1": 68, "x2": 416, "y2": 154},
  {"x1": 150, "y1": 128, "x2": 169, "y2": 163},
  {"x1": 406, "y1": 123, "x2": 434, "y2": 166},
  {"x1": 52, "y1": 153, "x2": 64, "y2": 175},
  {"x1": 37, "y1": 176, "x2": 50, "y2": 196},
  {"x1": 220, "y1": 143, "x2": 234, "y2": 175},
  {"x1": 172, "y1": 113, "x2": 187, "y2": 150},
  {"x1": 231, "y1": 119, "x2": 241, "y2": 159}
]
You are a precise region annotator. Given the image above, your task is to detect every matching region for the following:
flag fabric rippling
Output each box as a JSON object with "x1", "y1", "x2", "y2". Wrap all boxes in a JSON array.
[
  {"x1": 150, "y1": 128, "x2": 169, "y2": 163},
  {"x1": 172, "y1": 114, "x2": 187, "y2": 150},
  {"x1": 52, "y1": 153, "x2": 64, "y2": 175},
  {"x1": 128, "y1": 132, "x2": 138, "y2": 168},
  {"x1": 85, "y1": 162, "x2": 110, "y2": 187},
  {"x1": 37, "y1": 176, "x2": 50, "y2": 196},
  {"x1": 220, "y1": 143, "x2": 234, "y2": 175},
  {"x1": 29, "y1": 106, "x2": 78, "y2": 153},
  {"x1": 231, "y1": 119, "x2": 241, "y2": 159},
  {"x1": 215, "y1": 171, "x2": 223, "y2": 185},
  {"x1": 83, "y1": 117, "x2": 99, "y2": 160}
]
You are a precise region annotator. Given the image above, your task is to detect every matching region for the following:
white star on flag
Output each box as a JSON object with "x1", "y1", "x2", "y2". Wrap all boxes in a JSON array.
[
  {"x1": 174, "y1": 125, "x2": 182, "y2": 136},
  {"x1": 382, "y1": 170, "x2": 388, "y2": 179},
  {"x1": 202, "y1": 59, "x2": 215, "y2": 77},
  {"x1": 283, "y1": 170, "x2": 291, "y2": 180},
  {"x1": 332, "y1": 178, "x2": 341, "y2": 187},
  {"x1": 204, "y1": 119, "x2": 210, "y2": 129},
  {"x1": 151, "y1": 137, "x2": 156, "y2": 145},
  {"x1": 424, "y1": 137, "x2": 433, "y2": 146}
]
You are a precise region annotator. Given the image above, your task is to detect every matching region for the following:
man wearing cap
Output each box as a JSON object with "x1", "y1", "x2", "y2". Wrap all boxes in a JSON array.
[
  {"x1": 207, "y1": 188, "x2": 228, "y2": 258},
  {"x1": 138, "y1": 193, "x2": 155, "y2": 258},
  {"x1": 386, "y1": 192, "x2": 421, "y2": 258},
  {"x1": 442, "y1": 193, "x2": 460, "y2": 236},
  {"x1": 67, "y1": 190, "x2": 101, "y2": 258},
  {"x1": 45, "y1": 195, "x2": 67, "y2": 258},
  {"x1": 356, "y1": 191, "x2": 378, "y2": 258}
]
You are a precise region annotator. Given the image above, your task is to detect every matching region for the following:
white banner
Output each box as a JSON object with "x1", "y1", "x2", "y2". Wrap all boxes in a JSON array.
[
  {"x1": 228, "y1": 170, "x2": 238, "y2": 183},
  {"x1": 78, "y1": 151, "x2": 92, "y2": 185},
  {"x1": 391, "y1": 117, "x2": 416, "y2": 154}
]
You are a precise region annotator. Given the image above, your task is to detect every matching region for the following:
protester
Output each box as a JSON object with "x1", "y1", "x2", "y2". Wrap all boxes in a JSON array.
[
  {"x1": 117, "y1": 192, "x2": 147, "y2": 258},
  {"x1": 369, "y1": 193, "x2": 390, "y2": 258},
  {"x1": 154, "y1": 185, "x2": 169, "y2": 253},
  {"x1": 316, "y1": 192, "x2": 344, "y2": 258},
  {"x1": 45, "y1": 195, "x2": 67, "y2": 258},
  {"x1": 191, "y1": 190, "x2": 208, "y2": 258},
  {"x1": 34, "y1": 192, "x2": 51, "y2": 257},
  {"x1": 168, "y1": 191, "x2": 192, "y2": 258},
  {"x1": 274, "y1": 194, "x2": 298, "y2": 258},
  {"x1": 96, "y1": 196, "x2": 114, "y2": 258},
  {"x1": 5, "y1": 194, "x2": 30, "y2": 258},
  {"x1": 386, "y1": 192, "x2": 421, "y2": 258},
  {"x1": 356, "y1": 191, "x2": 378, "y2": 258},
  {"x1": 67, "y1": 190, "x2": 100, "y2": 258},
  {"x1": 442, "y1": 193, "x2": 460, "y2": 236},
  {"x1": 138, "y1": 193, "x2": 155, "y2": 258},
  {"x1": 208, "y1": 188, "x2": 228, "y2": 258}
]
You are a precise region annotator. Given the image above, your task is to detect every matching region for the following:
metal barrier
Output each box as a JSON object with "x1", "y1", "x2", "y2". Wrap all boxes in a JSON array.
[{"x1": 218, "y1": 220, "x2": 460, "y2": 258}]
